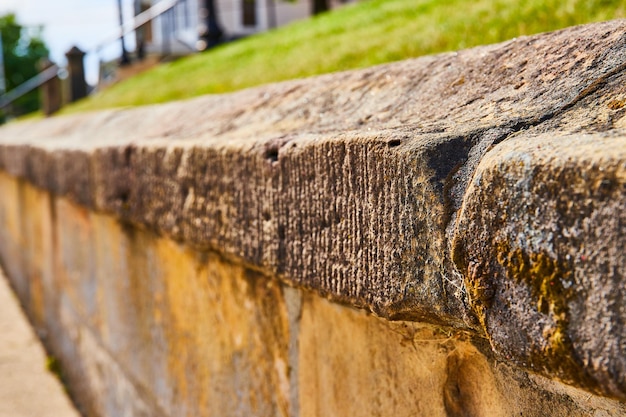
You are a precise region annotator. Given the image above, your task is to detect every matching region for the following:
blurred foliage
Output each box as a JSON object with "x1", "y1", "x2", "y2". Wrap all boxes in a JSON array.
[
  {"x1": 68, "y1": 0, "x2": 626, "y2": 112},
  {"x1": 0, "y1": 13, "x2": 49, "y2": 122}
]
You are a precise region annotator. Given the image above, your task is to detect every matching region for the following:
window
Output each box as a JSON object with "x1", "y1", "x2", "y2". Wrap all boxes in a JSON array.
[{"x1": 242, "y1": 0, "x2": 256, "y2": 27}]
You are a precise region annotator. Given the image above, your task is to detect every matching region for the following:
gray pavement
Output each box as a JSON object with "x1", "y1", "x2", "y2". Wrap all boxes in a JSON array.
[{"x1": 0, "y1": 269, "x2": 81, "y2": 417}]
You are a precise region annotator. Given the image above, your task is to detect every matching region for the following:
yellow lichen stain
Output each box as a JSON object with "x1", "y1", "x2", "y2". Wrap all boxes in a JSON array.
[
  {"x1": 463, "y1": 259, "x2": 493, "y2": 332},
  {"x1": 607, "y1": 99, "x2": 626, "y2": 110},
  {"x1": 542, "y1": 326, "x2": 568, "y2": 357},
  {"x1": 494, "y1": 242, "x2": 598, "y2": 389},
  {"x1": 495, "y1": 243, "x2": 570, "y2": 317}
]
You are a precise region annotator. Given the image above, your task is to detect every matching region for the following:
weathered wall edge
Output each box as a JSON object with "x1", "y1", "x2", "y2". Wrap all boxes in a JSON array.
[{"x1": 0, "y1": 19, "x2": 625, "y2": 403}]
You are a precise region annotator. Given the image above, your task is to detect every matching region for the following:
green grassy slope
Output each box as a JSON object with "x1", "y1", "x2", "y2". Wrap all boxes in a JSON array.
[{"x1": 68, "y1": 0, "x2": 625, "y2": 112}]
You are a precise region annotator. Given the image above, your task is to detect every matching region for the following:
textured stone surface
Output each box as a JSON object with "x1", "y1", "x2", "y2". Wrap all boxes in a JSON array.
[
  {"x1": 450, "y1": 53, "x2": 626, "y2": 398},
  {"x1": 453, "y1": 132, "x2": 626, "y2": 399},
  {"x1": 0, "y1": 19, "x2": 625, "y2": 402},
  {"x1": 1, "y1": 20, "x2": 625, "y2": 326},
  {"x1": 0, "y1": 175, "x2": 294, "y2": 417},
  {"x1": 1, "y1": 177, "x2": 625, "y2": 416}
]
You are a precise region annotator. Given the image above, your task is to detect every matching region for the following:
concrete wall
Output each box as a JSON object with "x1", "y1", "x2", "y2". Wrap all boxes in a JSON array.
[{"x1": 0, "y1": 19, "x2": 625, "y2": 417}]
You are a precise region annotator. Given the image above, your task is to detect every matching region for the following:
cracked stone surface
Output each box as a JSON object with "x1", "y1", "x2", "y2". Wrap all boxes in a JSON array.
[{"x1": 0, "y1": 20, "x2": 625, "y2": 400}]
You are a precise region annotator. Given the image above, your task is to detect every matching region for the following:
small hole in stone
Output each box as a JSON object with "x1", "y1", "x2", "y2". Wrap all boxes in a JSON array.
[
  {"x1": 387, "y1": 139, "x2": 401, "y2": 148},
  {"x1": 265, "y1": 148, "x2": 279, "y2": 162},
  {"x1": 277, "y1": 225, "x2": 285, "y2": 239},
  {"x1": 124, "y1": 146, "x2": 133, "y2": 167},
  {"x1": 118, "y1": 191, "x2": 129, "y2": 204}
]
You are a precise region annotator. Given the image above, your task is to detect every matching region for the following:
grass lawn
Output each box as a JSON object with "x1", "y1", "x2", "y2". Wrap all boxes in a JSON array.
[{"x1": 67, "y1": 0, "x2": 626, "y2": 112}]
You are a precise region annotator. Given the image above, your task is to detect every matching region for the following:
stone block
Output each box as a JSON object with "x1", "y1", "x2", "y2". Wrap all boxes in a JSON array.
[
  {"x1": 453, "y1": 132, "x2": 626, "y2": 398},
  {"x1": 0, "y1": 19, "x2": 624, "y2": 407}
]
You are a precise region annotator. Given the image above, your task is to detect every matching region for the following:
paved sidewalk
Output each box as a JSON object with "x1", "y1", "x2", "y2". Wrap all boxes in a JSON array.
[{"x1": 0, "y1": 269, "x2": 81, "y2": 417}]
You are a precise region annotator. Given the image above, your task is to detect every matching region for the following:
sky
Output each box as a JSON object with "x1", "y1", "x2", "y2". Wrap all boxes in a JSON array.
[{"x1": 0, "y1": 0, "x2": 136, "y2": 85}]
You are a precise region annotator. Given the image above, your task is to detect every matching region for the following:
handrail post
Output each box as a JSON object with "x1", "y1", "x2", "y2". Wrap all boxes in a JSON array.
[
  {"x1": 117, "y1": 0, "x2": 131, "y2": 65},
  {"x1": 38, "y1": 58, "x2": 62, "y2": 116},
  {"x1": 65, "y1": 46, "x2": 88, "y2": 103}
]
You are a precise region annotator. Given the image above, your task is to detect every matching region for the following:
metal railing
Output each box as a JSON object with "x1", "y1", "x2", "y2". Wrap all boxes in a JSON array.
[
  {"x1": 0, "y1": 0, "x2": 180, "y2": 111},
  {"x1": 93, "y1": 0, "x2": 179, "y2": 54},
  {"x1": 0, "y1": 65, "x2": 60, "y2": 109}
]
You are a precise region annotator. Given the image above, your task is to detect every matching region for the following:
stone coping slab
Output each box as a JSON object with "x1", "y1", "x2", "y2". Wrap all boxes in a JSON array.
[{"x1": 0, "y1": 20, "x2": 624, "y2": 400}]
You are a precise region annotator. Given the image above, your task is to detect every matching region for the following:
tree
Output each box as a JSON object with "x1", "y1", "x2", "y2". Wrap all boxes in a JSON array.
[{"x1": 0, "y1": 13, "x2": 50, "y2": 121}]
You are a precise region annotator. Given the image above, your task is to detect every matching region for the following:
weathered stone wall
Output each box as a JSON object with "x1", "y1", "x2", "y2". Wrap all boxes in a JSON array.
[
  {"x1": 0, "y1": 19, "x2": 624, "y2": 416},
  {"x1": 1, "y1": 174, "x2": 624, "y2": 417}
]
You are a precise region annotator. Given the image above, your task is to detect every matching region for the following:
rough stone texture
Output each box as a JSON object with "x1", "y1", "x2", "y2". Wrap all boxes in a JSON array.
[
  {"x1": 0, "y1": 174, "x2": 294, "y2": 417},
  {"x1": 1, "y1": 176, "x2": 625, "y2": 416},
  {"x1": 0, "y1": 20, "x2": 625, "y2": 404},
  {"x1": 451, "y1": 59, "x2": 626, "y2": 398},
  {"x1": 453, "y1": 132, "x2": 626, "y2": 399}
]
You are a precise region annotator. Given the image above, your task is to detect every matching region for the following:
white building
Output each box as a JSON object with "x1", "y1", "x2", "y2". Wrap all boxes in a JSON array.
[{"x1": 135, "y1": 0, "x2": 354, "y2": 56}]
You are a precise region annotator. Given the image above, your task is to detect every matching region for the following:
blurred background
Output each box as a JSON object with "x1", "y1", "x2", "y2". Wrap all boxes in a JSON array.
[{"x1": 0, "y1": 0, "x2": 624, "y2": 123}]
